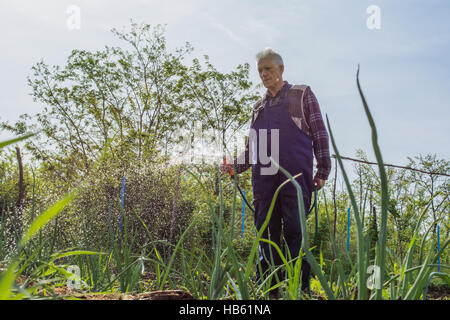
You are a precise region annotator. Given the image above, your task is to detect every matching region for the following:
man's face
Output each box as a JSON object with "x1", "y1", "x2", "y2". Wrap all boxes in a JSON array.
[{"x1": 257, "y1": 57, "x2": 284, "y2": 89}]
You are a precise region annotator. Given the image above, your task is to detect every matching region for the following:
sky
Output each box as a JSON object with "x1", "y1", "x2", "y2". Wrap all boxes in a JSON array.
[{"x1": 1, "y1": 0, "x2": 449, "y2": 174}]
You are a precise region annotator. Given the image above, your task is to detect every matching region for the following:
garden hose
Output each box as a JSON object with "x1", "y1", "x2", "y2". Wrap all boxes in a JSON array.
[
  {"x1": 222, "y1": 156, "x2": 319, "y2": 233},
  {"x1": 222, "y1": 156, "x2": 255, "y2": 213},
  {"x1": 222, "y1": 157, "x2": 319, "y2": 296}
]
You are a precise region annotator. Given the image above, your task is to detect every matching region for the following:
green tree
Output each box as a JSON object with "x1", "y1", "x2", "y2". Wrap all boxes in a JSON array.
[
  {"x1": 407, "y1": 154, "x2": 449, "y2": 233},
  {"x1": 2, "y1": 21, "x2": 193, "y2": 178},
  {"x1": 179, "y1": 55, "x2": 259, "y2": 158}
]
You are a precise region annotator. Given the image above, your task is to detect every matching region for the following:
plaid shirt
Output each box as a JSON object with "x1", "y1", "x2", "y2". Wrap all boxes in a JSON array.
[{"x1": 234, "y1": 81, "x2": 331, "y2": 181}]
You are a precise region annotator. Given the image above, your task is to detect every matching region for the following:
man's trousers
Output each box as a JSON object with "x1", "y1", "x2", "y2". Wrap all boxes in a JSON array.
[{"x1": 253, "y1": 193, "x2": 312, "y2": 292}]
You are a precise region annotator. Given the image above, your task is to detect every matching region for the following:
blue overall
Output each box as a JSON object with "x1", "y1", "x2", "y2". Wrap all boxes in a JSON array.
[{"x1": 251, "y1": 82, "x2": 312, "y2": 290}]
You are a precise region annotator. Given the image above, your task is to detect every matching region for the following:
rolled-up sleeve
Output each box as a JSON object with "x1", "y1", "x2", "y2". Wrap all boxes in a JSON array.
[{"x1": 304, "y1": 87, "x2": 331, "y2": 181}]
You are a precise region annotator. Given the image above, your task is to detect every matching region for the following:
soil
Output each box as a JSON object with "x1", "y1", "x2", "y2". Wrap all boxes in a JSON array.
[
  {"x1": 59, "y1": 289, "x2": 195, "y2": 300},
  {"x1": 13, "y1": 274, "x2": 195, "y2": 300},
  {"x1": 10, "y1": 274, "x2": 450, "y2": 300},
  {"x1": 425, "y1": 285, "x2": 450, "y2": 300}
]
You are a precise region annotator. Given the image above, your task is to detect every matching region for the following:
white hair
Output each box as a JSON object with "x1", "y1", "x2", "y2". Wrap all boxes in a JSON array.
[{"x1": 255, "y1": 48, "x2": 284, "y2": 66}]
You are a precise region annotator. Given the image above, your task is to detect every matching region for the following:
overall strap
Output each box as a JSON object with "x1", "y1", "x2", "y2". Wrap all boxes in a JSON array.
[
  {"x1": 282, "y1": 83, "x2": 293, "y2": 106},
  {"x1": 287, "y1": 84, "x2": 310, "y2": 132}
]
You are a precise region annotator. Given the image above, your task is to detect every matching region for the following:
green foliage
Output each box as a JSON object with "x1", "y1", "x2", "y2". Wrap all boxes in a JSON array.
[{"x1": 0, "y1": 21, "x2": 448, "y2": 300}]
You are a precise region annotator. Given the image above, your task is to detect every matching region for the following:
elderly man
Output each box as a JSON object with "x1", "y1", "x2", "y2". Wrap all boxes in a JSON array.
[{"x1": 221, "y1": 48, "x2": 331, "y2": 298}]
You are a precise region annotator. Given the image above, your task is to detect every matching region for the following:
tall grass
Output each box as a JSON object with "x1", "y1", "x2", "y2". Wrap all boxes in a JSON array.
[
  {"x1": 172, "y1": 65, "x2": 449, "y2": 300},
  {"x1": 0, "y1": 66, "x2": 448, "y2": 300},
  {"x1": 0, "y1": 179, "x2": 80, "y2": 298},
  {"x1": 321, "y1": 66, "x2": 449, "y2": 299},
  {"x1": 0, "y1": 135, "x2": 112, "y2": 299}
]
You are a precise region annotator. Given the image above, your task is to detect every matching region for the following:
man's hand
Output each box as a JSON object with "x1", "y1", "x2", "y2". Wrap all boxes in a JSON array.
[
  {"x1": 220, "y1": 156, "x2": 234, "y2": 177},
  {"x1": 220, "y1": 162, "x2": 233, "y2": 175},
  {"x1": 313, "y1": 177, "x2": 325, "y2": 191}
]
